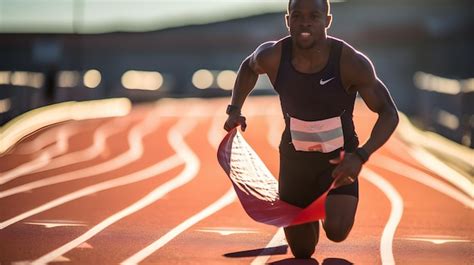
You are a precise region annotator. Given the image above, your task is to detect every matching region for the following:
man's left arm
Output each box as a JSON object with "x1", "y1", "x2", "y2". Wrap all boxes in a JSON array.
[
  {"x1": 331, "y1": 48, "x2": 399, "y2": 187},
  {"x1": 351, "y1": 54, "x2": 399, "y2": 156}
]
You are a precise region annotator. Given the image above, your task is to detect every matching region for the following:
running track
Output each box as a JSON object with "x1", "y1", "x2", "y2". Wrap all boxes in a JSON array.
[{"x1": 0, "y1": 96, "x2": 472, "y2": 265}]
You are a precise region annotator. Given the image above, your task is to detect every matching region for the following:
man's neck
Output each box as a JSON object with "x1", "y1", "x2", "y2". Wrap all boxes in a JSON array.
[{"x1": 292, "y1": 36, "x2": 330, "y2": 59}]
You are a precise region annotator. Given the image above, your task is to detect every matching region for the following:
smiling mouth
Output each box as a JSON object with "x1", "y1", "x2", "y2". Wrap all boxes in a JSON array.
[{"x1": 300, "y1": 32, "x2": 311, "y2": 38}]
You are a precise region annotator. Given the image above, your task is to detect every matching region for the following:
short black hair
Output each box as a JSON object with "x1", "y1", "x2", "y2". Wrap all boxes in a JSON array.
[{"x1": 287, "y1": 0, "x2": 330, "y2": 14}]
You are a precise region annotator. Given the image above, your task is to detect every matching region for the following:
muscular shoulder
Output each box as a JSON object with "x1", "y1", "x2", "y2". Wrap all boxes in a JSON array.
[
  {"x1": 249, "y1": 40, "x2": 282, "y2": 75},
  {"x1": 340, "y1": 41, "x2": 377, "y2": 92}
]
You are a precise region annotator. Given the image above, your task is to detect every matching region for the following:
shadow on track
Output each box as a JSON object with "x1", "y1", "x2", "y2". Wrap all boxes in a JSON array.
[
  {"x1": 223, "y1": 245, "x2": 288, "y2": 258},
  {"x1": 321, "y1": 258, "x2": 353, "y2": 264},
  {"x1": 224, "y1": 245, "x2": 353, "y2": 265},
  {"x1": 269, "y1": 257, "x2": 353, "y2": 265},
  {"x1": 269, "y1": 258, "x2": 319, "y2": 265}
]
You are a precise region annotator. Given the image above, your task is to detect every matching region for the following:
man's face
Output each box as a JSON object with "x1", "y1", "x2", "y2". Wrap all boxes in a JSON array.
[{"x1": 285, "y1": 0, "x2": 332, "y2": 49}]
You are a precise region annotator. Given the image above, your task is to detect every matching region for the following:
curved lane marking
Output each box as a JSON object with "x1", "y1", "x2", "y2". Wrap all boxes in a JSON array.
[
  {"x1": 250, "y1": 228, "x2": 286, "y2": 265},
  {"x1": 0, "y1": 109, "x2": 181, "y2": 229},
  {"x1": 121, "y1": 102, "x2": 235, "y2": 264},
  {"x1": 0, "y1": 109, "x2": 158, "y2": 199},
  {"x1": 13, "y1": 124, "x2": 66, "y2": 155},
  {"x1": 121, "y1": 189, "x2": 236, "y2": 265},
  {"x1": 361, "y1": 168, "x2": 403, "y2": 265},
  {"x1": 371, "y1": 155, "x2": 473, "y2": 208},
  {"x1": 387, "y1": 138, "x2": 473, "y2": 198},
  {"x1": 37, "y1": 117, "x2": 130, "y2": 173},
  {"x1": 0, "y1": 125, "x2": 77, "y2": 185},
  {"x1": 30, "y1": 117, "x2": 199, "y2": 264}
]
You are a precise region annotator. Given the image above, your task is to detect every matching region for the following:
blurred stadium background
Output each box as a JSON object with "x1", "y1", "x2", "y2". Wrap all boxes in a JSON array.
[{"x1": 0, "y1": 0, "x2": 473, "y2": 148}]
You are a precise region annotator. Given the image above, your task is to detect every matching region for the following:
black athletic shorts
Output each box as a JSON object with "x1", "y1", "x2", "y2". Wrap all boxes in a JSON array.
[{"x1": 278, "y1": 149, "x2": 359, "y2": 208}]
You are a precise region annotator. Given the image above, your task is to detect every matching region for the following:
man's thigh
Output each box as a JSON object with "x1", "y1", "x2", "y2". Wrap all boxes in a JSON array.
[{"x1": 323, "y1": 194, "x2": 358, "y2": 242}]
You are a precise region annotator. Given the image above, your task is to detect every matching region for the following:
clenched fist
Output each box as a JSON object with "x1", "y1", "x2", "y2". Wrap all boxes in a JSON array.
[{"x1": 224, "y1": 113, "x2": 247, "y2": 132}]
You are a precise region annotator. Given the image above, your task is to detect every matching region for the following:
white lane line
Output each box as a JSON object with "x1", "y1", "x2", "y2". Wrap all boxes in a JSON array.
[
  {"x1": 371, "y1": 155, "x2": 473, "y2": 208},
  {"x1": 24, "y1": 220, "x2": 87, "y2": 228},
  {"x1": 37, "y1": 117, "x2": 129, "y2": 173},
  {"x1": 121, "y1": 103, "x2": 234, "y2": 264},
  {"x1": 13, "y1": 124, "x2": 66, "y2": 155},
  {"x1": 0, "y1": 154, "x2": 182, "y2": 229},
  {"x1": 403, "y1": 236, "x2": 472, "y2": 245},
  {"x1": 30, "y1": 117, "x2": 199, "y2": 265},
  {"x1": 120, "y1": 188, "x2": 236, "y2": 265},
  {"x1": 396, "y1": 112, "x2": 473, "y2": 169},
  {"x1": 250, "y1": 228, "x2": 286, "y2": 265},
  {"x1": 196, "y1": 227, "x2": 259, "y2": 236},
  {"x1": 387, "y1": 138, "x2": 473, "y2": 198},
  {"x1": 0, "y1": 98, "x2": 132, "y2": 154},
  {"x1": 361, "y1": 168, "x2": 403, "y2": 265},
  {"x1": 0, "y1": 109, "x2": 166, "y2": 227},
  {"x1": 0, "y1": 125, "x2": 77, "y2": 185},
  {"x1": 407, "y1": 147, "x2": 473, "y2": 197},
  {"x1": 0, "y1": 110, "x2": 157, "y2": 199}
]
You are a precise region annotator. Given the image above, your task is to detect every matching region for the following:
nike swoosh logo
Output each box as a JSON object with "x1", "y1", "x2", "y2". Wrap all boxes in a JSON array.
[{"x1": 320, "y1": 77, "x2": 335, "y2": 85}]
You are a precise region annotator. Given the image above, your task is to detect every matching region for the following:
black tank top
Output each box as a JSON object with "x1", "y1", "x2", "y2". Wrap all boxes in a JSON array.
[{"x1": 274, "y1": 36, "x2": 359, "y2": 157}]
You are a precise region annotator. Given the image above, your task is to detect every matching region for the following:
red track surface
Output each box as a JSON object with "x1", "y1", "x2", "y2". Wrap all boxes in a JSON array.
[{"x1": 0, "y1": 97, "x2": 472, "y2": 265}]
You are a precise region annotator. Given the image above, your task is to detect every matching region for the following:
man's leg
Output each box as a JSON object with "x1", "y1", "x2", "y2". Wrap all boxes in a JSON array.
[
  {"x1": 323, "y1": 194, "x2": 358, "y2": 242},
  {"x1": 278, "y1": 152, "x2": 332, "y2": 258},
  {"x1": 284, "y1": 221, "x2": 319, "y2": 259}
]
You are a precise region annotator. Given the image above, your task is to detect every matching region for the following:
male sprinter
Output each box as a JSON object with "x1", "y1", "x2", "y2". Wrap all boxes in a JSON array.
[{"x1": 224, "y1": 0, "x2": 399, "y2": 259}]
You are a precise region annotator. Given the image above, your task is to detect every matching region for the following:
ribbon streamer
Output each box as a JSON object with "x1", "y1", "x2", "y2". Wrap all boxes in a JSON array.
[{"x1": 217, "y1": 128, "x2": 335, "y2": 227}]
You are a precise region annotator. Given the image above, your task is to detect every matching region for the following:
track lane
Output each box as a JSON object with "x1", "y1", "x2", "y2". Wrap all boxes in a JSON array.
[
  {"x1": 368, "y1": 165, "x2": 473, "y2": 265},
  {"x1": 144, "y1": 108, "x2": 284, "y2": 265},
  {"x1": 0, "y1": 124, "x2": 77, "y2": 185},
  {"x1": 0, "y1": 96, "x2": 472, "y2": 264},
  {"x1": 0, "y1": 112, "x2": 179, "y2": 263},
  {"x1": 0, "y1": 117, "x2": 134, "y2": 192},
  {"x1": 0, "y1": 117, "x2": 150, "y2": 222},
  {"x1": 0, "y1": 119, "x2": 103, "y2": 172},
  {"x1": 30, "y1": 115, "x2": 200, "y2": 264}
]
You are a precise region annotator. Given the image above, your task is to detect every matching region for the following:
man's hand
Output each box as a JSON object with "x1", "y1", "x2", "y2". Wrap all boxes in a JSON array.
[
  {"x1": 224, "y1": 113, "x2": 247, "y2": 132},
  {"x1": 329, "y1": 151, "x2": 363, "y2": 189}
]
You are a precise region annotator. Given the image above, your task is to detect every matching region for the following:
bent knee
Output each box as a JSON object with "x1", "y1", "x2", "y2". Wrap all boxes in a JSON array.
[
  {"x1": 291, "y1": 247, "x2": 315, "y2": 259},
  {"x1": 324, "y1": 223, "x2": 352, "y2": 243},
  {"x1": 325, "y1": 230, "x2": 349, "y2": 242}
]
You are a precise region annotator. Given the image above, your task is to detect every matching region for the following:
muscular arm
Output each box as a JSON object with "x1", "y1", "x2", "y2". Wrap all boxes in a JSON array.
[
  {"x1": 342, "y1": 47, "x2": 399, "y2": 156},
  {"x1": 332, "y1": 46, "x2": 399, "y2": 187},
  {"x1": 229, "y1": 56, "x2": 259, "y2": 109},
  {"x1": 224, "y1": 41, "x2": 280, "y2": 131},
  {"x1": 230, "y1": 41, "x2": 279, "y2": 109}
]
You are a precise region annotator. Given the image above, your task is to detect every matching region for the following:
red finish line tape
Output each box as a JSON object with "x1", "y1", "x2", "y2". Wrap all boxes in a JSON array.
[{"x1": 217, "y1": 128, "x2": 335, "y2": 227}]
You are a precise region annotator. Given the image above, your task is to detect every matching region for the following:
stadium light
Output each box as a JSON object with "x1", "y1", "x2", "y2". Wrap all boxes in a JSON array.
[
  {"x1": 83, "y1": 69, "x2": 102, "y2": 88},
  {"x1": 30, "y1": 73, "x2": 45, "y2": 89},
  {"x1": 11, "y1": 71, "x2": 29, "y2": 86},
  {"x1": 58, "y1": 71, "x2": 80, "y2": 88},
  {"x1": 192, "y1": 69, "x2": 213, "y2": 89},
  {"x1": 217, "y1": 70, "x2": 237, "y2": 90},
  {"x1": 121, "y1": 70, "x2": 163, "y2": 91},
  {"x1": 0, "y1": 72, "x2": 11, "y2": 85},
  {"x1": 0, "y1": 98, "x2": 11, "y2": 114}
]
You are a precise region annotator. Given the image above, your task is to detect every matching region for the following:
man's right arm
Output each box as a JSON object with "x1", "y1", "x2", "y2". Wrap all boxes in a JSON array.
[{"x1": 224, "y1": 41, "x2": 278, "y2": 131}]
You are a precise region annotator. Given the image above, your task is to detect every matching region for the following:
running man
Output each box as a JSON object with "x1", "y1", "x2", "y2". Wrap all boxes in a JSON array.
[{"x1": 223, "y1": 0, "x2": 399, "y2": 259}]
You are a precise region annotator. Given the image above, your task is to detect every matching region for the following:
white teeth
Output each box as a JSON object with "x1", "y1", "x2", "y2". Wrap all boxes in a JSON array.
[{"x1": 301, "y1": 32, "x2": 311, "y2": 37}]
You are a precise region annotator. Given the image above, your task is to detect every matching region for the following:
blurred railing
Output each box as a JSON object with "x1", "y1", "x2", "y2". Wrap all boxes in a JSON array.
[
  {"x1": 0, "y1": 67, "x2": 273, "y2": 126},
  {"x1": 414, "y1": 72, "x2": 474, "y2": 148}
]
